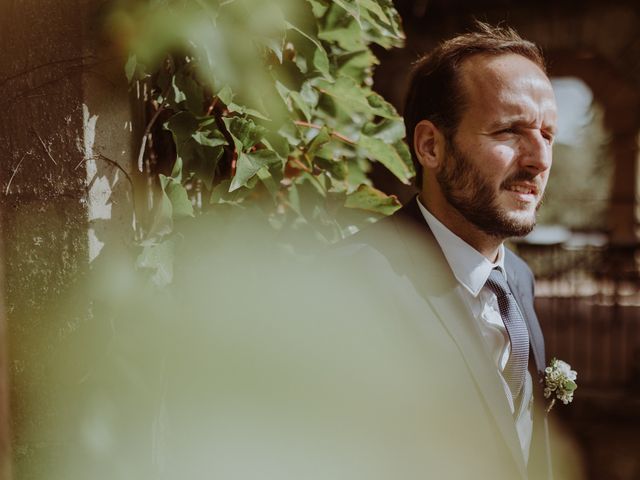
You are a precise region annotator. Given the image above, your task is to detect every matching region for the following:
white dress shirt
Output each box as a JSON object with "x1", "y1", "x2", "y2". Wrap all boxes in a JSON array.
[{"x1": 416, "y1": 197, "x2": 533, "y2": 464}]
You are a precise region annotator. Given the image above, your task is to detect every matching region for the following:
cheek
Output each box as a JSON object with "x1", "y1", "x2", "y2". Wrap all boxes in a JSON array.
[{"x1": 490, "y1": 144, "x2": 517, "y2": 164}]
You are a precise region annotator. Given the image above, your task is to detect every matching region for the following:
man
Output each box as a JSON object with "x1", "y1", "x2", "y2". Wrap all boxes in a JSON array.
[{"x1": 334, "y1": 22, "x2": 557, "y2": 479}]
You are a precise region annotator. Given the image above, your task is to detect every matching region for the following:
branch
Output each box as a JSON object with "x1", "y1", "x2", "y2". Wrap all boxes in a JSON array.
[
  {"x1": 137, "y1": 100, "x2": 168, "y2": 172},
  {"x1": 74, "y1": 153, "x2": 140, "y2": 235},
  {"x1": 294, "y1": 121, "x2": 356, "y2": 145}
]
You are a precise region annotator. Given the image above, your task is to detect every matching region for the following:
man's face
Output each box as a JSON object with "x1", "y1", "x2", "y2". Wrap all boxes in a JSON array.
[{"x1": 436, "y1": 53, "x2": 557, "y2": 239}]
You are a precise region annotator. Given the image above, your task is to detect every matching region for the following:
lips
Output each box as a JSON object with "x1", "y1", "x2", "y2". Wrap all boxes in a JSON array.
[{"x1": 504, "y1": 182, "x2": 538, "y2": 196}]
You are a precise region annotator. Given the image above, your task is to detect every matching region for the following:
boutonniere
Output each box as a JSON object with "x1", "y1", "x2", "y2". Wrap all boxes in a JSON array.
[{"x1": 543, "y1": 358, "x2": 577, "y2": 412}]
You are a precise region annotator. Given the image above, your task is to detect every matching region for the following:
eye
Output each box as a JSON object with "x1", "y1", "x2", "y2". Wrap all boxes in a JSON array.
[
  {"x1": 496, "y1": 128, "x2": 517, "y2": 135},
  {"x1": 541, "y1": 131, "x2": 555, "y2": 145}
]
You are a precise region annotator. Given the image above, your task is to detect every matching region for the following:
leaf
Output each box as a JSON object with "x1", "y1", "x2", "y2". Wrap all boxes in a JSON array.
[
  {"x1": 165, "y1": 113, "x2": 227, "y2": 190},
  {"x1": 394, "y1": 139, "x2": 415, "y2": 176},
  {"x1": 362, "y1": 118, "x2": 405, "y2": 143},
  {"x1": 230, "y1": 149, "x2": 281, "y2": 191},
  {"x1": 146, "y1": 186, "x2": 174, "y2": 240},
  {"x1": 359, "y1": 134, "x2": 412, "y2": 184},
  {"x1": 160, "y1": 174, "x2": 194, "y2": 218},
  {"x1": 275, "y1": 81, "x2": 311, "y2": 122},
  {"x1": 564, "y1": 380, "x2": 578, "y2": 392},
  {"x1": 319, "y1": 21, "x2": 364, "y2": 51},
  {"x1": 173, "y1": 69, "x2": 204, "y2": 114},
  {"x1": 337, "y1": 49, "x2": 377, "y2": 82},
  {"x1": 332, "y1": 0, "x2": 361, "y2": 26},
  {"x1": 307, "y1": 0, "x2": 329, "y2": 18},
  {"x1": 306, "y1": 127, "x2": 331, "y2": 158},
  {"x1": 223, "y1": 117, "x2": 267, "y2": 151},
  {"x1": 318, "y1": 76, "x2": 395, "y2": 119},
  {"x1": 345, "y1": 184, "x2": 401, "y2": 215},
  {"x1": 313, "y1": 47, "x2": 331, "y2": 78},
  {"x1": 227, "y1": 102, "x2": 271, "y2": 121},
  {"x1": 314, "y1": 156, "x2": 348, "y2": 180},
  {"x1": 125, "y1": 54, "x2": 137, "y2": 83},
  {"x1": 217, "y1": 85, "x2": 234, "y2": 105},
  {"x1": 135, "y1": 238, "x2": 175, "y2": 288},
  {"x1": 359, "y1": 0, "x2": 391, "y2": 24},
  {"x1": 192, "y1": 130, "x2": 227, "y2": 148},
  {"x1": 262, "y1": 37, "x2": 284, "y2": 63},
  {"x1": 257, "y1": 166, "x2": 279, "y2": 200},
  {"x1": 300, "y1": 81, "x2": 319, "y2": 109},
  {"x1": 289, "y1": 91, "x2": 312, "y2": 122},
  {"x1": 286, "y1": 21, "x2": 331, "y2": 78}
]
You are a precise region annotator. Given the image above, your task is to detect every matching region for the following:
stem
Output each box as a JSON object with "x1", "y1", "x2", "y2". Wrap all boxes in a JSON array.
[
  {"x1": 137, "y1": 102, "x2": 167, "y2": 172},
  {"x1": 545, "y1": 398, "x2": 556, "y2": 413},
  {"x1": 294, "y1": 121, "x2": 356, "y2": 145}
]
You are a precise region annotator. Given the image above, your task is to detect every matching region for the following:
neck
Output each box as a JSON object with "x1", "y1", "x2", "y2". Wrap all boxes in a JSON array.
[{"x1": 419, "y1": 191, "x2": 504, "y2": 262}]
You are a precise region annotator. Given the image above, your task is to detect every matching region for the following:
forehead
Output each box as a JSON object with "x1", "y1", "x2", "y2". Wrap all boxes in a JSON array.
[{"x1": 457, "y1": 53, "x2": 557, "y2": 123}]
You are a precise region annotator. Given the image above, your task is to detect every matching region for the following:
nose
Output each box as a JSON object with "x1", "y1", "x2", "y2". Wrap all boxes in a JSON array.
[{"x1": 519, "y1": 130, "x2": 552, "y2": 174}]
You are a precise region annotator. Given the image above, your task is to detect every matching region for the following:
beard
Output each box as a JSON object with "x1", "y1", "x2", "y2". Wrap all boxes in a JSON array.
[{"x1": 436, "y1": 137, "x2": 543, "y2": 239}]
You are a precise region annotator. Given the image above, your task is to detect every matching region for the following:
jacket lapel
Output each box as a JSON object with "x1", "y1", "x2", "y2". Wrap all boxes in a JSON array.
[{"x1": 389, "y1": 200, "x2": 527, "y2": 478}]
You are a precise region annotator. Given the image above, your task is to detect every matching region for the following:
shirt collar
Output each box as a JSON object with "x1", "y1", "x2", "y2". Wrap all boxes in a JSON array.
[{"x1": 416, "y1": 196, "x2": 506, "y2": 297}]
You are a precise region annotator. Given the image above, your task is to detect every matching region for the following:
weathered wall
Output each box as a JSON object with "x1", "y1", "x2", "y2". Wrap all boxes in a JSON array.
[{"x1": 0, "y1": 0, "x2": 135, "y2": 477}]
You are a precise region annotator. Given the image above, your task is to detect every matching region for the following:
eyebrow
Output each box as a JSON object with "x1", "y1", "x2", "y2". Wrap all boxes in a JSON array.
[{"x1": 489, "y1": 117, "x2": 557, "y2": 135}]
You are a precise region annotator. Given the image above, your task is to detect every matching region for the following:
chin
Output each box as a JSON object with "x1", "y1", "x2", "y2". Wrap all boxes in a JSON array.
[{"x1": 501, "y1": 210, "x2": 537, "y2": 237}]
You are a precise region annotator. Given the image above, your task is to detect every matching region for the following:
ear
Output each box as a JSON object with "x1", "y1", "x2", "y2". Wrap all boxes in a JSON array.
[{"x1": 414, "y1": 120, "x2": 446, "y2": 170}]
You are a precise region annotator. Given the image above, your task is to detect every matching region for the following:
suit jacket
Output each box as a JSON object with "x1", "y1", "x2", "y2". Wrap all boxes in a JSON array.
[{"x1": 331, "y1": 197, "x2": 552, "y2": 479}]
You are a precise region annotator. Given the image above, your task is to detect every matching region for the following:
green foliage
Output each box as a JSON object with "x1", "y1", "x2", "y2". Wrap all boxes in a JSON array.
[{"x1": 110, "y1": 0, "x2": 411, "y2": 284}]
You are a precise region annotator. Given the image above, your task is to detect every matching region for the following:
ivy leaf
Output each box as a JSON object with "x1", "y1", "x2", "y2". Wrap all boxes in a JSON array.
[
  {"x1": 165, "y1": 112, "x2": 227, "y2": 190},
  {"x1": 359, "y1": 0, "x2": 392, "y2": 24},
  {"x1": 159, "y1": 174, "x2": 194, "y2": 218},
  {"x1": 290, "y1": 91, "x2": 312, "y2": 122},
  {"x1": 223, "y1": 117, "x2": 267, "y2": 151},
  {"x1": 261, "y1": 37, "x2": 285, "y2": 63},
  {"x1": 146, "y1": 185, "x2": 174, "y2": 240},
  {"x1": 345, "y1": 184, "x2": 401, "y2": 215},
  {"x1": 307, "y1": 0, "x2": 329, "y2": 18},
  {"x1": 315, "y1": 156, "x2": 348, "y2": 180},
  {"x1": 306, "y1": 127, "x2": 331, "y2": 158},
  {"x1": 359, "y1": 134, "x2": 412, "y2": 184},
  {"x1": 332, "y1": 0, "x2": 361, "y2": 26},
  {"x1": 136, "y1": 238, "x2": 175, "y2": 288},
  {"x1": 319, "y1": 21, "x2": 364, "y2": 51},
  {"x1": 192, "y1": 130, "x2": 227, "y2": 148},
  {"x1": 173, "y1": 69, "x2": 204, "y2": 114},
  {"x1": 337, "y1": 49, "x2": 377, "y2": 82},
  {"x1": 300, "y1": 81, "x2": 319, "y2": 109},
  {"x1": 125, "y1": 54, "x2": 137, "y2": 82},
  {"x1": 217, "y1": 85, "x2": 234, "y2": 105},
  {"x1": 227, "y1": 102, "x2": 271, "y2": 121},
  {"x1": 286, "y1": 21, "x2": 332, "y2": 79},
  {"x1": 394, "y1": 139, "x2": 415, "y2": 176},
  {"x1": 230, "y1": 149, "x2": 281, "y2": 192},
  {"x1": 362, "y1": 118, "x2": 405, "y2": 143},
  {"x1": 318, "y1": 76, "x2": 395, "y2": 119}
]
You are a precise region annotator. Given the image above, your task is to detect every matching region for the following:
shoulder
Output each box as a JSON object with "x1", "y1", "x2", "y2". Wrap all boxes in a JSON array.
[{"x1": 504, "y1": 246, "x2": 535, "y2": 292}]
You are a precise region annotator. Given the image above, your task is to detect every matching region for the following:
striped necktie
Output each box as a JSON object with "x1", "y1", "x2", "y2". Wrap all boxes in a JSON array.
[{"x1": 484, "y1": 268, "x2": 530, "y2": 402}]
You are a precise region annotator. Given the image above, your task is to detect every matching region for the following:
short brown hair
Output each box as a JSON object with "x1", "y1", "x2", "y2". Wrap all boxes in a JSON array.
[{"x1": 404, "y1": 22, "x2": 547, "y2": 189}]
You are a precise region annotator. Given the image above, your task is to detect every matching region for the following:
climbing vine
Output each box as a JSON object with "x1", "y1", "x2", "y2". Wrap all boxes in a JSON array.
[{"x1": 107, "y1": 0, "x2": 412, "y2": 283}]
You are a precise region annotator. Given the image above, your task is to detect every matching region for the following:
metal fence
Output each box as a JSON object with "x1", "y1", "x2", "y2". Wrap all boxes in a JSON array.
[{"x1": 517, "y1": 239, "x2": 640, "y2": 389}]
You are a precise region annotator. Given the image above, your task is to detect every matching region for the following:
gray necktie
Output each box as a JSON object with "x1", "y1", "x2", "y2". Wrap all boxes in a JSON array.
[{"x1": 485, "y1": 268, "x2": 530, "y2": 402}]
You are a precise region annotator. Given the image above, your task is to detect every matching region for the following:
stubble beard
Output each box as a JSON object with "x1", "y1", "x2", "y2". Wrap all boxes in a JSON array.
[{"x1": 436, "y1": 137, "x2": 542, "y2": 239}]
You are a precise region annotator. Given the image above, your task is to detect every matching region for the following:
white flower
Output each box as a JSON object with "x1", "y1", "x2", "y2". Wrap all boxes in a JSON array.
[{"x1": 544, "y1": 358, "x2": 577, "y2": 412}]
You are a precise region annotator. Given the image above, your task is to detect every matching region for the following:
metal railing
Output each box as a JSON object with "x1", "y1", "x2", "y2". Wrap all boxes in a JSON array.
[{"x1": 517, "y1": 239, "x2": 640, "y2": 389}]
